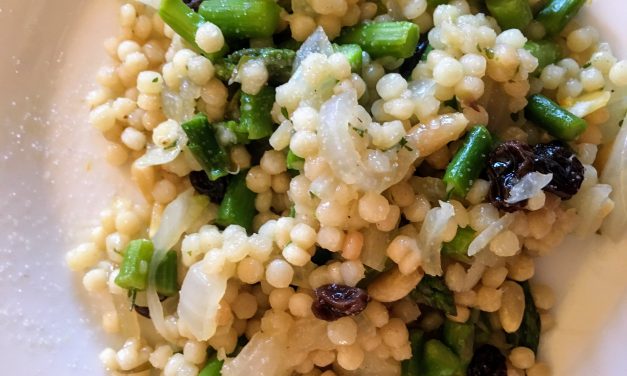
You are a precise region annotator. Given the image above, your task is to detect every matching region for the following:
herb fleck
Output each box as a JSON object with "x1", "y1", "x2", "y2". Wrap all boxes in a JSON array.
[{"x1": 352, "y1": 127, "x2": 366, "y2": 137}]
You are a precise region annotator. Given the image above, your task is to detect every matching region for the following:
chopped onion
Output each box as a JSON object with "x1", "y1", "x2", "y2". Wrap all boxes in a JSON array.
[
  {"x1": 418, "y1": 201, "x2": 455, "y2": 276},
  {"x1": 564, "y1": 90, "x2": 611, "y2": 118},
  {"x1": 318, "y1": 91, "x2": 420, "y2": 192},
  {"x1": 570, "y1": 183, "x2": 613, "y2": 236},
  {"x1": 293, "y1": 26, "x2": 333, "y2": 71},
  {"x1": 135, "y1": 142, "x2": 186, "y2": 168},
  {"x1": 177, "y1": 261, "x2": 232, "y2": 341},
  {"x1": 361, "y1": 225, "x2": 391, "y2": 271},
  {"x1": 113, "y1": 294, "x2": 140, "y2": 338},
  {"x1": 147, "y1": 189, "x2": 210, "y2": 342},
  {"x1": 286, "y1": 318, "x2": 334, "y2": 354},
  {"x1": 161, "y1": 79, "x2": 200, "y2": 123},
  {"x1": 468, "y1": 213, "x2": 517, "y2": 256},
  {"x1": 222, "y1": 333, "x2": 291, "y2": 376},
  {"x1": 462, "y1": 259, "x2": 487, "y2": 291},
  {"x1": 601, "y1": 113, "x2": 627, "y2": 240},
  {"x1": 600, "y1": 86, "x2": 627, "y2": 142},
  {"x1": 505, "y1": 172, "x2": 553, "y2": 204}
]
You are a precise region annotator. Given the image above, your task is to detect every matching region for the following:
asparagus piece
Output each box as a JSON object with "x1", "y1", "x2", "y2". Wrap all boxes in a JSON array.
[
  {"x1": 410, "y1": 275, "x2": 457, "y2": 316},
  {"x1": 443, "y1": 320, "x2": 475, "y2": 367},
  {"x1": 441, "y1": 226, "x2": 475, "y2": 264},
  {"x1": 398, "y1": 33, "x2": 430, "y2": 78},
  {"x1": 287, "y1": 149, "x2": 305, "y2": 170},
  {"x1": 485, "y1": 0, "x2": 533, "y2": 30},
  {"x1": 115, "y1": 239, "x2": 154, "y2": 291},
  {"x1": 333, "y1": 43, "x2": 364, "y2": 73},
  {"x1": 443, "y1": 126, "x2": 493, "y2": 199},
  {"x1": 337, "y1": 21, "x2": 420, "y2": 59},
  {"x1": 199, "y1": 357, "x2": 224, "y2": 376},
  {"x1": 536, "y1": 0, "x2": 587, "y2": 37},
  {"x1": 524, "y1": 40, "x2": 561, "y2": 71},
  {"x1": 422, "y1": 340, "x2": 465, "y2": 376},
  {"x1": 198, "y1": 0, "x2": 281, "y2": 39},
  {"x1": 216, "y1": 171, "x2": 257, "y2": 232},
  {"x1": 401, "y1": 329, "x2": 424, "y2": 376},
  {"x1": 158, "y1": 0, "x2": 227, "y2": 60},
  {"x1": 216, "y1": 48, "x2": 296, "y2": 83},
  {"x1": 155, "y1": 250, "x2": 178, "y2": 297},
  {"x1": 525, "y1": 94, "x2": 588, "y2": 141},
  {"x1": 181, "y1": 113, "x2": 230, "y2": 181},
  {"x1": 240, "y1": 86, "x2": 276, "y2": 140}
]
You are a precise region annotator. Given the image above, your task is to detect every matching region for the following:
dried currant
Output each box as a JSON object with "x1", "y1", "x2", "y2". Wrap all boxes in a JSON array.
[
  {"x1": 533, "y1": 141, "x2": 584, "y2": 200},
  {"x1": 183, "y1": 0, "x2": 203, "y2": 11},
  {"x1": 487, "y1": 140, "x2": 535, "y2": 211},
  {"x1": 467, "y1": 344, "x2": 507, "y2": 376},
  {"x1": 189, "y1": 170, "x2": 228, "y2": 203},
  {"x1": 311, "y1": 284, "x2": 370, "y2": 321}
]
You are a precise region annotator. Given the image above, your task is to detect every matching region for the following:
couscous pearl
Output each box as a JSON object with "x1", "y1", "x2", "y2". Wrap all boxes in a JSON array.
[
  {"x1": 317, "y1": 226, "x2": 345, "y2": 252},
  {"x1": 376, "y1": 73, "x2": 408, "y2": 100},
  {"x1": 358, "y1": 192, "x2": 390, "y2": 223},
  {"x1": 137, "y1": 71, "x2": 163, "y2": 94},
  {"x1": 282, "y1": 243, "x2": 311, "y2": 266},
  {"x1": 195, "y1": 22, "x2": 224, "y2": 53},
  {"x1": 265, "y1": 259, "x2": 294, "y2": 288},
  {"x1": 237, "y1": 257, "x2": 264, "y2": 284},
  {"x1": 336, "y1": 343, "x2": 364, "y2": 371},
  {"x1": 260, "y1": 150, "x2": 287, "y2": 175},
  {"x1": 246, "y1": 166, "x2": 272, "y2": 193},
  {"x1": 289, "y1": 14, "x2": 317, "y2": 42},
  {"x1": 152, "y1": 179, "x2": 177, "y2": 204},
  {"x1": 609, "y1": 60, "x2": 627, "y2": 86},
  {"x1": 433, "y1": 57, "x2": 464, "y2": 87},
  {"x1": 105, "y1": 143, "x2": 128, "y2": 166},
  {"x1": 120, "y1": 127, "x2": 146, "y2": 151},
  {"x1": 90, "y1": 103, "x2": 117, "y2": 132},
  {"x1": 509, "y1": 346, "x2": 535, "y2": 369},
  {"x1": 117, "y1": 40, "x2": 141, "y2": 61},
  {"x1": 328, "y1": 317, "x2": 358, "y2": 345},
  {"x1": 526, "y1": 363, "x2": 551, "y2": 376},
  {"x1": 580, "y1": 67, "x2": 605, "y2": 92},
  {"x1": 239, "y1": 59, "x2": 268, "y2": 95},
  {"x1": 566, "y1": 26, "x2": 598, "y2": 53},
  {"x1": 186, "y1": 56, "x2": 214, "y2": 85},
  {"x1": 232, "y1": 292, "x2": 258, "y2": 320}
]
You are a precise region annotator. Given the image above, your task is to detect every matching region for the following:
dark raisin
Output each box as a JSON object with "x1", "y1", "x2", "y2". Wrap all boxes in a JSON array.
[
  {"x1": 183, "y1": 0, "x2": 203, "y2": 11},
  {"x1": 132, "y1": 304, "x2": 151, "y2": 319},
  {"x1": 189, "y1": 171, "x2": 228, "y2": 203},
  {"x1": 487, "y1": 140, "x2": 535, "y2": 212},
  {"x1": 467, "y1": 344, "x2": 507, "y2": 376},
  {"x1": 311, "y1": 284, "x2": 370, "y2": 321},
  {"x1": 311, "y1": 247, "x2": 334, "y2": 266},
  {"x1": 533, "y1": 141, "x2": 584, "y2": 200}
]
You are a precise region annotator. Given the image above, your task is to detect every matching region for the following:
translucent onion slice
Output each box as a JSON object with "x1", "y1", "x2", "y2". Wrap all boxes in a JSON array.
[
  {"x1": 468, "y1": 213, "x2": 517, "y2": 256},
  {"x1": 177, "y1": 261, "x2": 231, "y2": 341},
  {"x1": 505, "y1": 172, "x2": 553, "y2": 204},
  {"x1": 601, "y1": 113, "x2": 627, "y2": 240},
  {"x1": 147, "y1": 189, "x2": 209, "y2": 342},
  {"x1": 222, "y1": 333, "x2": 291, "y2": 376},
  {"x1": 293, "y1": 26, "x2": 333, "y2": 71},
  {"x1": 318, "y1": 91, "x2": 419, "y2": 193},
  {"x1": 418, "y1": 201, "x2": 455, "y2": 276}
]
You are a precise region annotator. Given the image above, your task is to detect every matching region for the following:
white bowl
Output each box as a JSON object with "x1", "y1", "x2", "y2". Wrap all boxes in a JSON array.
[{"x1": 0, "y1": 1, "x2": 625, "y2": 374}]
